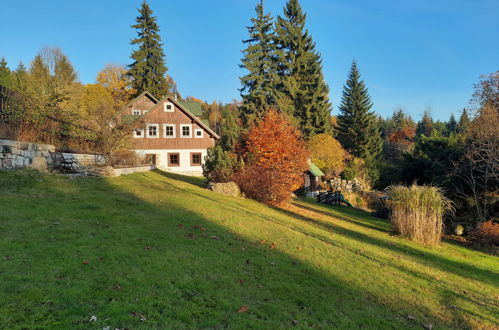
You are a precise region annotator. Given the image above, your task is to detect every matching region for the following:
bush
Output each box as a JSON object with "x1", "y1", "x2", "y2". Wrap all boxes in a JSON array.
[
  {"x1": 109, "y1": 150, "x2": 145, "y2": 166},
  {"x1": 387, "y1": 184, "x2": 451, "y2": 245},
  {"x1": 235, "y1": 110, "x2": 309, "y2": 206},
  {"x1": 203, "y1": 145, "x2": 240, "y2": 183},
  {"x1": 307, "y1": 133, "x2": 348, "y2": 177},
  {"x1": 469, "y1": 221, "x2": 499, "y2": 246}
]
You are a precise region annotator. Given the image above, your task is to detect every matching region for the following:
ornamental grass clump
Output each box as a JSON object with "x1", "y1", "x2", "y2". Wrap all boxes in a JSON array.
[{"x1": 387, "y1": 184, "x2": 450, "y2": 245}]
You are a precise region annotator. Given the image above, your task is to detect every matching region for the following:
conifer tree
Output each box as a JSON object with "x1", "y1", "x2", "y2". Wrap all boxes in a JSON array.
[
  {"x1": 128, "y1": 1, "x2": 169, "y2": 99},
  {"x1": 274, "y1": 0, "x2": 331, "y2": 138},
  {"x1": 336, "y1": 60, "x2": 382, "y2": 160},
  {"x1": 0, "y1": 57, "x2": 12, "y2": 88},
  {"x1": 239, "y1": 0, "x2": 277, "y2": 127},
  {"x1": 12, "y1": 62, "x2": 29, "y2": 92},
  {"x1": 416, "y1": 110, "x2": 434, "y2": 137},
  {"x1": 29, "y1": 55, "x2": 51, "y2": 101},
  {"x1": 445, "y1": 113, "x2": 457, "y2": 136},
  {"x1": 456, "y1": 108, "x2": 470, "y2": 134}
]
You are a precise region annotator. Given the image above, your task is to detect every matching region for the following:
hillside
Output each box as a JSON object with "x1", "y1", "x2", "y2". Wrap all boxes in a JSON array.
[{"x1": 0, "y1": 169, "x2": 497, "y2": 329}]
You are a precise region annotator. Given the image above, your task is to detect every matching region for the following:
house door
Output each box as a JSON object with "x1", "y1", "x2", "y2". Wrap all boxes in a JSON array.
[{"x1": 145, "y1": 154, "x2": 157, "y2": 165}]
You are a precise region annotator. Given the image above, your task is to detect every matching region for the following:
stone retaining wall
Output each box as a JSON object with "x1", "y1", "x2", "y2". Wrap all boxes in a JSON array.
[
  {"x1": 62, "y1": 153, "x2": 107, "y2": 167},
  {"x1": 0, "y1": 139, "x2": 54, "y2": 172}
]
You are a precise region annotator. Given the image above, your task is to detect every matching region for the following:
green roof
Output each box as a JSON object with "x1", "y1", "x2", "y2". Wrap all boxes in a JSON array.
[
  {"x1": 179, "y1": 101, "x2": 203, "y2": 117},
  {"x1": 309, "y1": 161, "x2": 325, "y2": 177},
  {"x1": 200, "y1": 119, "x2": 210, "y2": 127}
]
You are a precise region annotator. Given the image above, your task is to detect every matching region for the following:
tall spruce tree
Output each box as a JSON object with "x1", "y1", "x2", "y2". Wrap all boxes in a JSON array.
[
  {"x1": 456, "y1": 108, "x2": 470, "y2": 134},
  {"x1": 128, "y1": 1, "x2": 170, "y2": 99},
  {"x1": 336, "y1": 60, "x2": 382, "y2": 160},
  {"x1": 416, "y1": 110, "x2": 434, "y2": 137},
  {"x1": 274, "y1": 0, "x2": 331, "y2": 138},
  {"x1": 12, "y1": 62, "x2": 29, "y2": 92},
  {"x1": 445, "y1": 113, "x2": 457, "y2": 136},
  {"x1": 239, "y1": 0, "x2": 277, "y2": 127},
  {"x1": 0, "y1": 57, "x2": 12, "y2": 88}
]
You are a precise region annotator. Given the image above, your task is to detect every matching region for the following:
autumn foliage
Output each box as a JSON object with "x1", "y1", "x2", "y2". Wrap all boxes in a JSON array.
[
  {"x1": 235, "y1": 110, "x2": 309, "y2": 206},
  {"x1": 307, "y1": 133, "x2": 348, "y2": 177}
]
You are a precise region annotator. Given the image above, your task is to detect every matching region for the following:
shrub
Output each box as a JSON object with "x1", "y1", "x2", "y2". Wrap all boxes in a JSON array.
[
  {"x1": 469, "y1": 221, "x2": 499, "y2": 246},
  {"x1": 203, "y1": 145, "x2": 241, "y2": 183},
  {"x1": 387, "y1": 184, "x2": 451, "y2": 245},
  {"x1": 109, "y1": 150, "x2": 145, "y2": 166},
  {"x1": 235, "y1": 110, "x2": 309, "y2": 206}
]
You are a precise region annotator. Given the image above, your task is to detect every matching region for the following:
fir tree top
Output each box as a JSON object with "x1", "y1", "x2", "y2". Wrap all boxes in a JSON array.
[{"x1": 128, "y1": 1, "x2": 169, "y2": 99}]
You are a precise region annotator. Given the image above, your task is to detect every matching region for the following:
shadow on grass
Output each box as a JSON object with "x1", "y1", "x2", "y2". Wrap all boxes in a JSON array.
[
  {"x1": 282, "y1": 202, "x2": 498, "y2": 287},
  {"x1": 0, "y1": 169, "x2": 478, "y2": 329},
  {"x1": 152, "y1": 169, "x2": 206, "y2": 188}
]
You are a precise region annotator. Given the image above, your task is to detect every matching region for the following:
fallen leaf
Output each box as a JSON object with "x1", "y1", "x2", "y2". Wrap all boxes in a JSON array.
[
  {"x1": 407, "y1": 315, "x2": 415, "y2": 320},
  {"x1": 89, "y1": 315, "x2": 97, "y2": 322},
  {"x1": 257, "y1": 285, "x2": 263, "y2": 288},
  {"x1": 270, "y1": 262, "x2": 276, "y2": 266},
  {"x1": 237, "y1": 306, "x2": 249, "y2": 313},
  {"x1": 296, "y1": 246, "x2": 302, "y2": 251},
  {"x1": 271, "y1": 243, "x2": 276, "y2": 249},
  {"x1": 186, "y1": 233, "x2": 196, "y2": 239},
  {"x1": 83, "y1": 260, "x2": 89, "y2": 265},
  {"x1": 177, "y1": 224, "x2": 184, "y2": 228},
  {"x1": 423, "y1": 325, "x2": 433, "y2": 330},
  {"x1": 239, "y1": 279, "x2": 245, "y2": 285},
  {"x1": 114, "y1": 284, "x2": 121, "y2": 291}
]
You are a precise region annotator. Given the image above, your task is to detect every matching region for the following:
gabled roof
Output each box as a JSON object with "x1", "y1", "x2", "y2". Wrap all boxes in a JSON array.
[
  {"x1": 115, "y1": 91, "x2": 159, "y2": 120},
  {"x1": 179, "y1": 101, "x2": 203, "y2": 117},
  {"x1": 161, "y1": 96, "x2": 220, "y2": 140}
]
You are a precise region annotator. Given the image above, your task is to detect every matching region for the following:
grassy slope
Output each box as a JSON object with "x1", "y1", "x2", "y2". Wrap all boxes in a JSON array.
[{"x1": 0, "y1": 169, "x2": 497, "y2": 329}]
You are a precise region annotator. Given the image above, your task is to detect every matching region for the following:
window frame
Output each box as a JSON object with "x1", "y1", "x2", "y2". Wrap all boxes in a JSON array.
[
  {"x1": 190, "y1": 152, "x2": 202, "y2": 166},
  {"x1": 146, "y1": 124, "x2": 160, "y2": 138},
  {"x1": 132, "y1": 110, "x2": 141, "y2": 116},
  {"x1": 163, "y1": 124, "x2": 176, "y2": 138},
  {"x1": 180, "y1": 124, "x2": 192, "y2": 138},
  {"x1": 164, "y1": 102, "x2": 174, "y2": 112},
  {"x1": 168, "y1": 153, "x2": 180, "y2": 167},
  {"x1": 194, "y1": 128, "x2": 204, "y2": 138},
  {"x1": 133, "y1": 128, "x2": 144, "y2": 138}
]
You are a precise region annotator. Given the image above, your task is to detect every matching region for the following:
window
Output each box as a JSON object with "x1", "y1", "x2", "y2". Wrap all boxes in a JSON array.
[
  {"x1": 133, "y1": 128, "x2": 144, "y2": 138},
  {"x1": 145, "y1": 154, "x2": 157, "y2": 165},
  {"x1": 194, "y1": 129, "x2": 204, "y2": 138},
  {"x1": 164, "y1": 124, "x2": 176, "y2": 138},
  {"x1": 180, "y1": 124, "x2": 192, "y2": 138},
  {"x1": 146, "y1": 124, "x2": 159, "y2": 138},
  {"x1": 132, "y1": 110, "x2": 141, "y2": 116},
  {"x1": 168, "y1": 153, "x2": 180, "y2": 167},
  {"x1": 164, "y1": 102, "x2": 174, "y2": 112},
  {"x1": 191, "y1": 153, "x2": 202, "y2": 166}
]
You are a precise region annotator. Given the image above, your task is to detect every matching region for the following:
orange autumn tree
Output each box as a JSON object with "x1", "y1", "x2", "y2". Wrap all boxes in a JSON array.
[{"x1": 235, "y1": 110, "x2": 309, "y2": 206}]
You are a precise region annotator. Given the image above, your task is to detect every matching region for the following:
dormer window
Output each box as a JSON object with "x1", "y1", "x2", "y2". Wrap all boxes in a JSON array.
[
  {"x1": 164, "y1": 102, "x2": 174, "y2": 112},
  {"x1": 132, "y1": 110, "x2": 141, "y2": 116},
  {"x1": 133, "y1": 128, "x2": 144, "y2": 138}
]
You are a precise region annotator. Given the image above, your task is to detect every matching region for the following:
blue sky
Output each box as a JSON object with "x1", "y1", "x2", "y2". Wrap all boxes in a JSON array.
[{"x1": 1, "y1": 0, "x2": 498, "y2": 120}]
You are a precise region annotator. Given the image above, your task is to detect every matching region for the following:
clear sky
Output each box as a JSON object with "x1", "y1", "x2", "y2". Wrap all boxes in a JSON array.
[{"x1": 1, "y1": 0, "x2": 498, "y2": 120}]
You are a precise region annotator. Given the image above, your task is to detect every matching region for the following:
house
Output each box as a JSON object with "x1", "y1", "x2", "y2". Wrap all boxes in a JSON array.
[
  {"x1": 303, "y1": 161, "x2": 324, "y2": 196},
  {"x1": 120, "y1": 91, "x2": 219, "y2": 176}
]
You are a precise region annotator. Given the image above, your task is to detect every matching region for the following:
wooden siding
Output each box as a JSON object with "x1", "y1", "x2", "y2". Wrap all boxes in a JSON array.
[
  {"x1": 124, "y1": 94, "x2": 157, "y2": 115},
  {"x1": 130, "y1": 99, "x2": 217, "y2": 150}
]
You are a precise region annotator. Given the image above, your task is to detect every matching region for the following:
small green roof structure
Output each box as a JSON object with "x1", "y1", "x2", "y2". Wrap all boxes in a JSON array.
[{"x1": 309, "y1": 161, "x2": 325, "y2": 177}]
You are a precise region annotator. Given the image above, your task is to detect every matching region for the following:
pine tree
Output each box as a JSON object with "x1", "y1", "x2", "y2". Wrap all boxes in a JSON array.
[
  {"x1": 0, "y1": 57, "x2": 12, "y2": 88},
  {"x1": 336, "y1": 60, "x2": 382, "y2": 160},
  {"x1": 456, "y1": 108, "x2": 470, "y2": 134},
  {"x1": 239, "y1": 0, "x2": 277, "y2": 127},
  {"x1": 274, "y1": 0, "x2": 331, "y2": 138},
  {"x1": 29, "y1": 55, "x2": 51, "y2": 100},
  {"x1": 128, "y1": 1, "x2": 170, "y2": 99}
]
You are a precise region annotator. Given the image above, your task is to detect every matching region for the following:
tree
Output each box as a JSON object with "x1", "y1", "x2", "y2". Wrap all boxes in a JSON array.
[
  {"x1": 235, "y1": 110, "x2": 309, "y2": 205},
  {"x1": 307, "y1": 133, "x2": 348, "y2": 177},
  {"x1": 336, "y1": 60, "x2": 382, "y2": 161},
  {"x1": 96, "y1": 64, "x2": 135, "y2": 110},
  {"x1": 128, "y1": 1, "x2": 170, "y2": 98},
  {"x1": 202, "y1": 145, "x2": 240, "y2": 183},
  {"x1": 274, "y1": 0, "x2": 332, "y2": 138},
  {"x1": 0, "y1": 57, "x2": 12, "y2": 87},
  {"x1": 239, "y1": 0, "x2": 277, "y2": 127},
  {"x1": 446, "y1": 113, "x2": 457, "y2": 136},
  {"x1": 11, "y1": 62, "x2": 29, "y2": 92},
  {"x1": 416, "y1": 109, "x2": 434, "y2": 137},
  {"x1": 456, "y1": 108, "x2": 470, "y2": 134}
]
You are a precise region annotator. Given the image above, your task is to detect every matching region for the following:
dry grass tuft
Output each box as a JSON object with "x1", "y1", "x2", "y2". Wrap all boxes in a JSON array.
[{"x1": 387, "y1": 184, "x2": 451, "y2": 245}]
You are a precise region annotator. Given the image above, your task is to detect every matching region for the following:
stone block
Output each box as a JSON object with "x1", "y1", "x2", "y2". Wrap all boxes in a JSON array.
[{"x1": 208, "y1": 181, "x2": 241, "y2": 197}]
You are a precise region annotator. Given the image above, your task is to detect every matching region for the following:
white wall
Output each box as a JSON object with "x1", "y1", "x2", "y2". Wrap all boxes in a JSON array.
[{"x1": 134, "y1": 149, "x2": 207, "y2": 176}]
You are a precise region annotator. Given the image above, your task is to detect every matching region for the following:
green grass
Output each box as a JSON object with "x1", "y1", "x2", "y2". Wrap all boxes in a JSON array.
[{"x1": 0, "y1": 169, "x2": 498, "y2": 329}]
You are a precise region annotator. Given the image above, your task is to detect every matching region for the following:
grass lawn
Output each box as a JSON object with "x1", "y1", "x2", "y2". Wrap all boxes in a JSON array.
[{"x1": 0, "y1": 169, "x2": 498, "y2": 329}]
